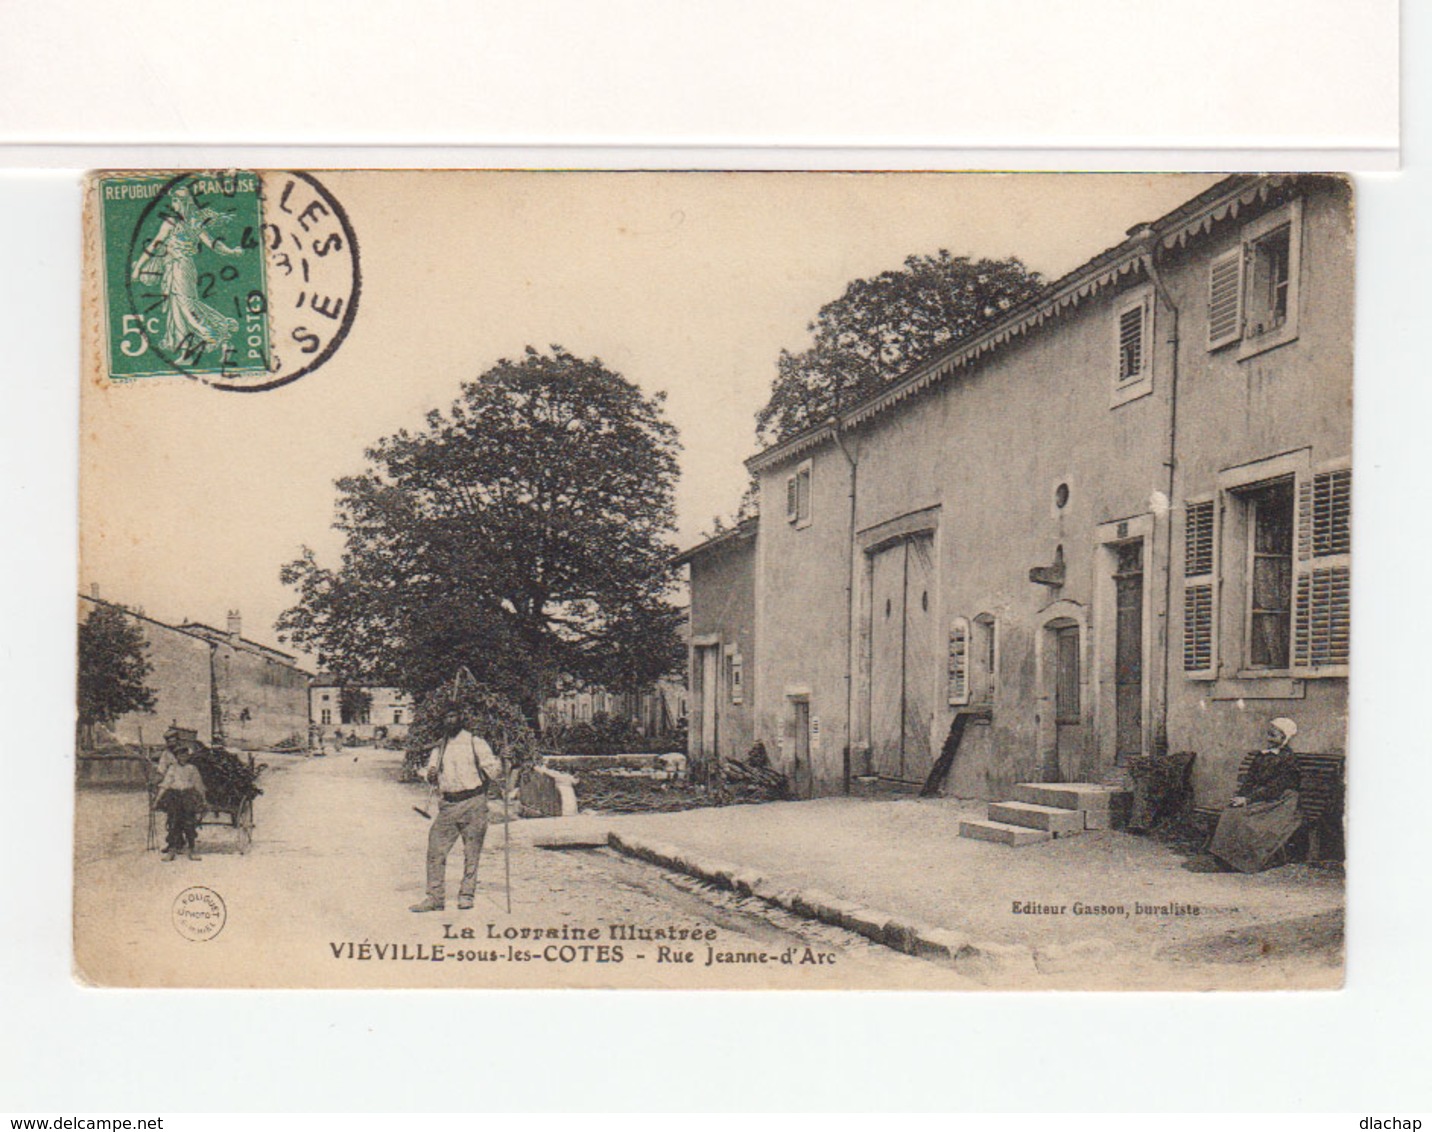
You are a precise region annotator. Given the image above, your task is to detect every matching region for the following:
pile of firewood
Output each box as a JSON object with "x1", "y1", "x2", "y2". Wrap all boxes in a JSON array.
[
  {"x1": 720, "y1": 756, "x2": 788, "y2": 801},
  {"x1": 192, "y1": 746, "x2": 263, "y2": 805}
]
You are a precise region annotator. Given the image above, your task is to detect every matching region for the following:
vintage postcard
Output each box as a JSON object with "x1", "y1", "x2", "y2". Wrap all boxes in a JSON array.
[{"x1": 76, "y1": 170, "x2": 1351, "y2": 990}]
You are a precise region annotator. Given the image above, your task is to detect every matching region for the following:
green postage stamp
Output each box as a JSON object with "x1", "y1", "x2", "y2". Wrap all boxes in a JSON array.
[{"x1": 95, "y1": 170, "x2": 359, "y2": 391}]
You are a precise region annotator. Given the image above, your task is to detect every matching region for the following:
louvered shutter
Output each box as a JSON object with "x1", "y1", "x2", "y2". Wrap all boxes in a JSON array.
[
  {"x1": 947, "y1": 618, "x2": 970, "y2": 706},
  {"x1": 785, "y1": 474, "x2": 799, "y2": 522},
  {"x1": 1117, "y1": 303, "x2": 1145, "y2": 383},
  {"x1": 1207, "y1": 247, "x2": 1243, "y2": 349},
  {"x1": 1293, "y1": 469, "x2": 1351, "y2": 674},
  {"x1": 1182, "y1": 500, "x2": 1216, "y2": 674}
]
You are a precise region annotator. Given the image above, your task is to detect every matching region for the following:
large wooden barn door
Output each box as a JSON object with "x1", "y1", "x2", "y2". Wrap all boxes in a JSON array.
[
  {"x1": 868, "y1": 534, "x2": 937, "y2": 782},
  {"x1": 869, "y1": 542, "x2": 907, "y2": 779}
]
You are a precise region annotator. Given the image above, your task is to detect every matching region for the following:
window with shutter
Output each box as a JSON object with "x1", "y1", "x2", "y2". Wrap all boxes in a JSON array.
[
  {"x1": 1293, "y1": 468, "x2": 1351, "y2": 674},
  {"x1": 1112, "y1": 287, "x2": 1155, "y2": 406},
  {"x1": 947, "y1": 617, "x2": 970, "y2": 706},
  {"x1": 1117, "y1": 304, "x2": 1145, "y2": 383},
  {"x1": 787, "y1": 460, "x2": 813, "y2": 527},
  {"x1": 1207, "y1": 247, "x2": 1243, "y2": 349},
  {"x1": 1182, "y1": 500, "x2": 1216, "y2": 674}
]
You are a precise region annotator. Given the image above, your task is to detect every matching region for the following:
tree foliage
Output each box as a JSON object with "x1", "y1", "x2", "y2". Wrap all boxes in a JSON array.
[
  {"x1": 756, "y1": 251, "x2": 1044, "y2": 444},
  {"x1": 77, "y1": 604, "x2": 157, "y2": 739},
  {"x1": 278, "y1": 346, "x2": 684, "y2": 723}
]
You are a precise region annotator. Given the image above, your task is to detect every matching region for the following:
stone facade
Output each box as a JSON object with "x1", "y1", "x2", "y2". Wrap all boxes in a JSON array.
[
  {"x1": 79, "y1": 598, "x2": 311, "y2": 750},
  {"x1": 674, "y1": 518, "x2": 758, "y2": 779},
  {"x1": 734, "y1": 175, "x2": 1352, "y2": 802},
  {"x1": 309, "y1": 678, "x2": 413, "y2": 743}
]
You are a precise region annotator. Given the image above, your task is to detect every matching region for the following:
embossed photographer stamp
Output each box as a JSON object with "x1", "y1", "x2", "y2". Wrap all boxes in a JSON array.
[{"x1": 95, "y1": 170, "x2": 359, "y2": 391}]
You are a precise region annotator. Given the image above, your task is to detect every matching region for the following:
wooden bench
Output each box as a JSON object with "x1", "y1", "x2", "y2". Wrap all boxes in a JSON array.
[{"x1": 1194, "y1": 751, "x2": 1345, "y2": 861}]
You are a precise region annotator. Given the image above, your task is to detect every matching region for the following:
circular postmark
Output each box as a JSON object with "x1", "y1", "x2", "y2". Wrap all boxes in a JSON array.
[
  {"x1": 171, "y1": 885, "x2": 227, "y2": 942},
  {"x1": 115, "y1": 170, "x2": 360, "y2": 392}
]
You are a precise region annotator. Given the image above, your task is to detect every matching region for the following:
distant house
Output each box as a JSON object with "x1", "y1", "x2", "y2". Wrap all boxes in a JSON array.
[
  {"x1": 539, "y1": 608, "x2": 690, "y2": 746},
  {"x1": 309, "y1": 674, "x2": 412, "y2": 742},
  {"x1": 673, "y1": 517, "x2": 757, "y2": 778},
  {"x1": 540, "y1": 680, "x2": 688, "y2": 743},
  {"x1": 695, "y1": 175, "x2": 1351, "y2": 803},
  {"x1": 78, "y1": 597, "x2": 311, "y2": 750}
]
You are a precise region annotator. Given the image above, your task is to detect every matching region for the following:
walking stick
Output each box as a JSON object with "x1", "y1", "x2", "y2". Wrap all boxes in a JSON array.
[{"x1": 502, "y1": 754, "x2": 512, "y2": 913}]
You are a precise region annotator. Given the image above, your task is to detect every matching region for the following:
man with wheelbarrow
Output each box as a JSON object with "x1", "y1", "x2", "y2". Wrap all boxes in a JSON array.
[{"x1": 410, "y1": 709, "x2": 504, "y2": 913}]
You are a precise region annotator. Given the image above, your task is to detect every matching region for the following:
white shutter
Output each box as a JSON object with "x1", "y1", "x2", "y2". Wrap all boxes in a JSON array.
[
  {"x1": 1182, "y1": 500, "x2": 1217, "y2": 674},
  {"x1": 1207, "y1": 247, "x2": 1243, "y2": 349},
  {"x1": 785, "y1": 474, "x2": 799, "y2": 522},
  {"x1": 1292, "y1": 469, "x2": 1351, "y2": 675},
  {"x1": 947, "y1": 617, "x2": 970, "y2": 706}
]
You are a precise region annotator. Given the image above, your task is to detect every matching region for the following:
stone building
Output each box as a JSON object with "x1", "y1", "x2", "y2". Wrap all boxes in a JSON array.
[
  {"x1": 78, "y1": 598, "x2": 311, "y2": 750},
  {"x1": 309, "y1": 674, "x2": 413, "y2": 742},
  {"x1": 726, "y1": 175, "x2": 1352, "y2": 803},
  {"x1": 673, "y1": 517, "x2": 758, "y2": 779}
]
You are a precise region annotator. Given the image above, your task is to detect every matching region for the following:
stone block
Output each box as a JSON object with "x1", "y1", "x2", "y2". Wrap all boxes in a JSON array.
[
  {"x1": 988, "y1": 800, "x2": 1085, "y2": 835},
  {"x1": 958, "y1": 819, "x2": 1052, "y2": 847}
]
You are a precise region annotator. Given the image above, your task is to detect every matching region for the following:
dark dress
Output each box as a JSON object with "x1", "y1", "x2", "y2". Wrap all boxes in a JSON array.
[{"x1": 1208, "y1": 750, "x2": 1302, "y2": 873}]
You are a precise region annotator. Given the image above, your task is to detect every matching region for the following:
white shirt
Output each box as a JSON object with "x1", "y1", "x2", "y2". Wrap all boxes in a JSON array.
[{"x1": 426, "y1": 729, "x2": 503, "y2": 794}]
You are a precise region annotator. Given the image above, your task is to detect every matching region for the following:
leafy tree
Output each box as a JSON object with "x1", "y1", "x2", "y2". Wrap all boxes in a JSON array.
[
  {"x1": 278, "y1": 346, "x2": 684, "y2": 725},
  {"x1": 756, "y1": 251, "x2": 1044, "y2": 444},
  {"x1": 339, "y1": 687, "x2": 373, "y2": 725},
  {"x1": 77, "y1": 604, "x2": 157, "y2": 747}
]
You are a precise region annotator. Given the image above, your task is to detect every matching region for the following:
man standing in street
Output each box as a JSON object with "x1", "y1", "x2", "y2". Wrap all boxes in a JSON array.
[{"x1": 410, "y1": 710, "x2": 505, "y2": 912}]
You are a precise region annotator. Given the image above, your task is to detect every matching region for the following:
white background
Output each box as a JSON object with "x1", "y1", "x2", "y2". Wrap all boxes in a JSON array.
[{"x1": 0, "y1": 0, "x2": 1424, "y2": 1114}]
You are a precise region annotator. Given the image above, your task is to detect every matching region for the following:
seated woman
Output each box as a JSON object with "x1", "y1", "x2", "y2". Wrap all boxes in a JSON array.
[{"x1": 1207, "y1": 717, "x2": 1302, "y2": 873}]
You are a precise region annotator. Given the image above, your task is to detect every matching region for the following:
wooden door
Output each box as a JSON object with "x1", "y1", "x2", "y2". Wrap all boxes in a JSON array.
[
  {"x1": 869, "y1": 541, "x2": 907, "y2": 778},
  {"x1": 868, "y1": 534, "x2": 937, "y2": 782},
  {"x1": 792, "y1": 699, "x2": 811, "y2": 799},
  {"x1": 901, "y1": 535, "x2": 936, "y2": 782},
  {"x1": 1052, "y1": 625, "x2": 1082, "y2": 780},
  {"x1": 697, "y1": 645, "x2": 719, "y2": 765},
  {"x1": 1114, "y1": 540, "x2": 1144, "y2": 765}
]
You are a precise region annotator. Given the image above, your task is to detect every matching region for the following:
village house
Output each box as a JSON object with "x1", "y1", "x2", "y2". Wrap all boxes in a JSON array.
[
  {"x1": 672, "y1": 517, "x2": 758, "y2": 779},
  {"x1": 78, "y1": 596, "x2": 311, "y2": 750},
  {"x1": 686, "y1": 175, "x2": 1352, "y2": 810},
  {"x1": 540, "y1": 677, "x2": 689, "y2": 745},
  {"x1": 309, "y1": 674, "x2": 413, "y2": 742}
]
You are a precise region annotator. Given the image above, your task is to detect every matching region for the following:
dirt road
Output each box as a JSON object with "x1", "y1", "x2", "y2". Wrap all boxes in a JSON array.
[{"x1": 73, "y1": 749, "x2": 958, "y2": 989}]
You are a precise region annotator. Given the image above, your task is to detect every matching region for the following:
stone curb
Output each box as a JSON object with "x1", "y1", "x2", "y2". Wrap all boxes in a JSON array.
[{"x1": 606, "y1": 830, "x2": 1033, "y2": 978}]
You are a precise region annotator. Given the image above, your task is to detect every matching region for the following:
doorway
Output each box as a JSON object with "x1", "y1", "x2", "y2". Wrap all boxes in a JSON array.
[
  {"x1": 868, "y1": 533, "x2": 936, "y2": 783},
  {"x1": 694, "y1": 644, "x2": 720, "y2": 771},
  {"x1": 1113, "y1": 540, "x2": 1144, "y2": 765},
  {"x1": 1051, "y1": 623, "x2": 1083, "y2": 780},
  {"x1": 791, "y1": 698, "x2": 812, "y2": 799}
]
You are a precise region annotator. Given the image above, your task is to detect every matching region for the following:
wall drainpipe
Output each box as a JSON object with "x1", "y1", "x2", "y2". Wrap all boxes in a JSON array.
[
  {"x1": 832, "y1": 421, "x2": 859, "y2": 796},
  {"x1": 1132, "y1": 226, "x2": 1180, "y2": 758}
]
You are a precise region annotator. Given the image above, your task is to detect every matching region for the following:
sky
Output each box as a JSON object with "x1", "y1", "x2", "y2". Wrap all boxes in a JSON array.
[{"x1": 79, "y1": 171, "x2": 1222, "y2": 662}]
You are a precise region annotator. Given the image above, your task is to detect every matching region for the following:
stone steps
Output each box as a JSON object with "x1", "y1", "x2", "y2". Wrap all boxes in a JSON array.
[
  {"x1": 959, "y1": 781, "x2": 1133, "y2": 846},
  {"x1": 957, "y1": 818, "x2": 1052, "y2": 847},
  {"x1": 988, "y1": 800, "x2": 1085, "y2": 835}
]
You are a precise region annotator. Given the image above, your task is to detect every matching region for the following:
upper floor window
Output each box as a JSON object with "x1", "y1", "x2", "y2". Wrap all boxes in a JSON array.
[
  {"x1": 1207, "y1": 198, "x2": 1303, "y2": 357},
  {"x1": 785, "y1": 459, "x2": 813, "y2": 527},
  {"x1": 1111, "y1": 286, "x2": 1154, "y2": 407}
]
